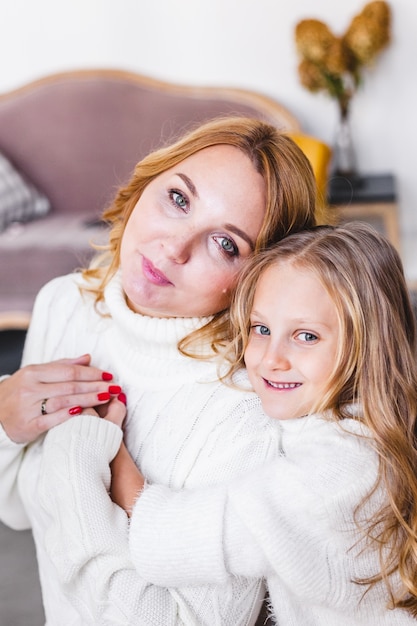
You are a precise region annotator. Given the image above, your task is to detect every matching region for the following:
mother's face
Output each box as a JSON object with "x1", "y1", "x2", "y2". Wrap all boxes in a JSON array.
[{"x1": 120, "y1": 144, "x2": 266, "y2": 318}]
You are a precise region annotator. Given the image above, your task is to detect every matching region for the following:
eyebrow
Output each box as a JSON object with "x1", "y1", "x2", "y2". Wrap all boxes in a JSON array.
[
  {"x1": 176, "y1": 173, "x2": 256, "y2": 251},
  {"x1": 225, "y1": 224, "x2": 255, "y2": 251},
  {"x1": 177, "y1": 173, "x2": 198, "y2": 198}
]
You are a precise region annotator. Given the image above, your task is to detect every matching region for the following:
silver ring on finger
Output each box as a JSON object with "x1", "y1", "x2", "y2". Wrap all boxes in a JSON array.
[{"x1": 41, "y1": 398, "x2": 48, "y2": 416}]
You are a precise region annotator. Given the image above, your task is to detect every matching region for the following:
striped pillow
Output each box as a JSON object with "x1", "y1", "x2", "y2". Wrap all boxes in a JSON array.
[{"x1": 0, "y1": 152, "x2": 50, "y2": 232}]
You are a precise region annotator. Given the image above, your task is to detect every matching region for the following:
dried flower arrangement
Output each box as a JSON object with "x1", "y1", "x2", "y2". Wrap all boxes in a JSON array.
[{"x1": 294, "y1": 1, "x2": 391, "y2": 119}]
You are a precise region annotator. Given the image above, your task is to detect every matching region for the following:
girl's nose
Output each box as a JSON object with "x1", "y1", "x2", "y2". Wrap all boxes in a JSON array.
[{"x1": 263, "y1": 342, "x2": 291, "y2": 371}]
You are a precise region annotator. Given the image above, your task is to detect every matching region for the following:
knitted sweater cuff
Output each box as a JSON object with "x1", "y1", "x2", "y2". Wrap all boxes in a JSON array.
[
  {"x1": 39, "y1": 414, "x2": 128, "y2": 586},
  {"x1": 45, "y1": 413, "x2": 122, "y2": 462}
]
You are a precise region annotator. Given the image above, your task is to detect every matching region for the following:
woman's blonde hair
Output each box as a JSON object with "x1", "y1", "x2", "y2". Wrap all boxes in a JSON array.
[
  {"x1": 228, "y1": 222, "x2": 417, "y2": 615},
  {"x1": 82, "y1": 116, "x2": 317, "y2": 354}
]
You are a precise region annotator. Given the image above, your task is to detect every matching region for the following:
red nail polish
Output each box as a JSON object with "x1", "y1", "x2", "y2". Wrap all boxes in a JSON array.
[
  {"x1": 97, "y1": 392, "x2": 110, "y2": 401},
  {"x1": 68, "y1": 406, "x2": 82, "y2": 416},
  {"x1": 102, "y1": 372, "x2": 113, "y2": 381},
  {"x1": 118, "y1": 392, "x2": 127, "y2": 405},
  {"x1": 108, "y1": 385, "x2": 122, "y2": 395}
]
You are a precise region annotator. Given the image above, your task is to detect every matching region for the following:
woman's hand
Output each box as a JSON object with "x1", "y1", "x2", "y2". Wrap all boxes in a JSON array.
[{"x1": 0, "y1": 354, "x2": 118, "y2": 444}]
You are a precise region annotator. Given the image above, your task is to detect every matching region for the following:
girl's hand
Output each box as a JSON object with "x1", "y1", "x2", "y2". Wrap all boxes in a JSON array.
[
  {"x1": 0, "y1": 354, "x2": 118, "y2": 444},
  {"x1": 110, "y1": 442, "x2": 145, "y2": 517},
  {"x1": 81, "y1": 395, "x2": 140, "y2": 514},
  {"x1": 95, "y1": 393, "x2": 127, "y2": 428}
]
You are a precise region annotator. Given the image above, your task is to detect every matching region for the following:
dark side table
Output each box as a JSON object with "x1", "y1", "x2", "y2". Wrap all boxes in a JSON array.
[{"x1": 328, "y1": 173, "x2": 400, "y2": 251}]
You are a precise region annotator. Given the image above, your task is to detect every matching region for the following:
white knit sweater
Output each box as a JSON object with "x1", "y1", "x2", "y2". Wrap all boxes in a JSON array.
[
  {"x1": 39, "y1": 408, "x2": 416, "y2": 625},
  {"x1": 126, "y1": 414, "x2": 415, "y2": 625},
  {"x1": 0, "y1": 272, "x2": 285, "y2": 625}
]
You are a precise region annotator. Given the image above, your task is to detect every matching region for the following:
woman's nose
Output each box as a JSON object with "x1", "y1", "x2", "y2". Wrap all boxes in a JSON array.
[
  {"x1": 162, "y1": 224, "x2": 196, "y2": 264},
  {"x1": 163, "y1": 230, "x2": 194, "y2": 264}
]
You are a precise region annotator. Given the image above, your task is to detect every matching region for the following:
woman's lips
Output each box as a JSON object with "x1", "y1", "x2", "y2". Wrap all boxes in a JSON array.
[{"x1": 141, "y1": 256, "x2": 173, "y2": 286}]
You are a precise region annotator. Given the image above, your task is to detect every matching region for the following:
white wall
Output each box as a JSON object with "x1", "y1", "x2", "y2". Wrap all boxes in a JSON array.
[{"x1": 2, "y1": 0, "x2": 416, "y2": 278}]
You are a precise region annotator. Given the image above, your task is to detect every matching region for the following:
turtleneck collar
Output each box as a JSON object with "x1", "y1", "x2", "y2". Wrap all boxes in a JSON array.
[{"x1": 103, "y1": 272, "x2": 221, "y2": 385}]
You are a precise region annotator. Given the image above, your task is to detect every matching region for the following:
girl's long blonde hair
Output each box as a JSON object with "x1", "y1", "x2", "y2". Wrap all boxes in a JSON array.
[
  {"x1": 82, "y1": 116, "x2": 317, "y2": 354},
  {"x1": 227, "y1": 222, "x2": 417, "y2": 615}
]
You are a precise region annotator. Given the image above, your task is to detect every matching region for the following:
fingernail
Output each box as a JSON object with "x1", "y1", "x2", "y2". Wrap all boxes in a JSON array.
[
  {"x1": 102, "y1": 372, "x2": 113, "y2": 381},
  {"x1": 108, "y1": 385, "x2": 122, "y2": 395},
  {"x1": 69, "y1": 406, "x2": 82, "y2": 416},
  {"x1": 97, "y1": 392, "x2": 110, "y2": 401},
  {"x1": 118, "y1": 392, "x2": 127, "y2": 405}
]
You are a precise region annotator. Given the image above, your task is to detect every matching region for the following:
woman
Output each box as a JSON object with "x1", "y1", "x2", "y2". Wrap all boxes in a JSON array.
[{"x1": 0, "y1": 116, "x2": 317, "y2": 624}]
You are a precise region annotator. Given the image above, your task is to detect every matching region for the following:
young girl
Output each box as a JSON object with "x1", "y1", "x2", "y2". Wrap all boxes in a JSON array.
[
  {"x1": 42, "y1": 222, "x2": 417, "y2": 624},
  {"x1": 0, "y1": 116, "x2": 317, "y2": 625}
]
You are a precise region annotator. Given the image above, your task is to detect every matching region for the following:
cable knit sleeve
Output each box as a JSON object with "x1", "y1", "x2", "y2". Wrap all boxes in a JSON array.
[
  {"x1": 38, "y1": 415, "x2": 265, "y2": 626},
  {"x1": 0, "y1": 422, "x2": 30, "y2": 529},
  {"x1": 0, "y1": 277, "x2": 76, "y2": 529},
  {"x1": 0, "y1": 278, "x2": 59, "y2": 529},
  {"x1": 128, "y1": 469, "x2": 279, "y2": 588}
]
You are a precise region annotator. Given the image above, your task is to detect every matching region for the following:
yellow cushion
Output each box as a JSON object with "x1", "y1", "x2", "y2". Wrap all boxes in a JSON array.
[{"x1": 288, "y1": 132, "x2": 332, "y2": 224}]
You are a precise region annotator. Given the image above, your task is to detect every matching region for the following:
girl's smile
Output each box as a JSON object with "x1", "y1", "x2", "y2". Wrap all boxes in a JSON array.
[{"x1": 263, "y1": 380, "x2": 302, "y2": 390}]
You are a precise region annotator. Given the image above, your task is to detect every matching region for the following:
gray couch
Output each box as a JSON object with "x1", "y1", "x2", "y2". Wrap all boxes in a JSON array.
[{"x1": 0, "y1": 68, "x2": 303, "y2": 327}]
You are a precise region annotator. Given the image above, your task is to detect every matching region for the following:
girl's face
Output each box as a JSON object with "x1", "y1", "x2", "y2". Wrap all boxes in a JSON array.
[
  {"x1": 120, "y1": 145, "x2": 266, "y2": 317},
  {"x1": 244, "y1": 262, "x2": 340, "y2": 421}
]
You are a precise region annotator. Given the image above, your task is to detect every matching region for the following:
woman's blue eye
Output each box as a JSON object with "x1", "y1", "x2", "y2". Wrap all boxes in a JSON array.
[
  {"x1": 215, "y1": 236, "x2": 238, "y2": 256},
  {"x1": 170, "y1": 190, "x2": 188, "y2": 211}
]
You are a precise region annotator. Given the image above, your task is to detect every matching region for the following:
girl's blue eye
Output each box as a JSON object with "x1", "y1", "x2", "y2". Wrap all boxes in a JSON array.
[
  {"x1": 252, "y1": 324, "x2": 270, "y2": 336},
  {"x1": 298, "y1": 331, "x2": 318, "y2": 342},
  {"x1": 214, "y1": 236, "x2": 238, "y2": 257}
]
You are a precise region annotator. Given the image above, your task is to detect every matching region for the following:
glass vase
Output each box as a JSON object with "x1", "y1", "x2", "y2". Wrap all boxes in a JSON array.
[{"x1": 332, "y1": 104, "x2": 357, "y2": 179}]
